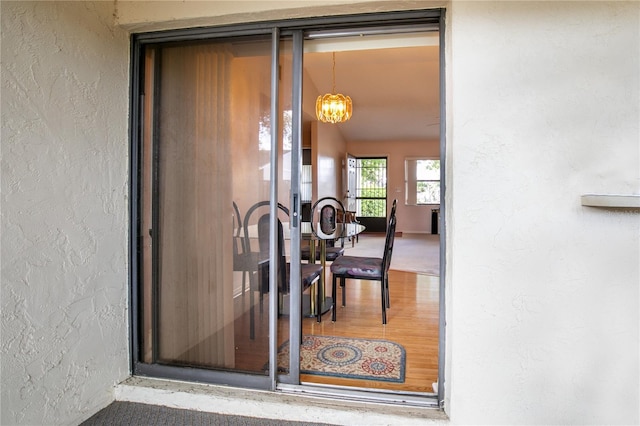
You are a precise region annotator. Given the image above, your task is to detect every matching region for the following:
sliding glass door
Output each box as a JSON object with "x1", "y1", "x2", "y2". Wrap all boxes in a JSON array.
[
  {"x1": 134, "y1": 30, "x2": 302, "y2": 388},
  {"x1": 130, "y1": 9, "x2": 444, "y2": 403}
]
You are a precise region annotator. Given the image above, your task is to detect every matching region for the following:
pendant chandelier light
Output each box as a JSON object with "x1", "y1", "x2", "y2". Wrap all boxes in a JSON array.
[{"x1": 316, "y1": 52, "x2": 352, "y2": 124}]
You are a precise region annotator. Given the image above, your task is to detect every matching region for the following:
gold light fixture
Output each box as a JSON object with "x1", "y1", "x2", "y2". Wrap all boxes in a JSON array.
[{"x1": 316, "y1": 52, "x2": 352, "y2": 124}]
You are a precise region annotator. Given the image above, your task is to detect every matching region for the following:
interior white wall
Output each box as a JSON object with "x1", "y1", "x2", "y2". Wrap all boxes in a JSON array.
[
  {"x1": 1, "y1": 2, "x2": 130, "y2": 425},
  {"x1": 446, "y1": 1, "x2": 639, "y2": 424},
  {"x1": 313, "y1": 121, "x2": 346, "y2": 201}
]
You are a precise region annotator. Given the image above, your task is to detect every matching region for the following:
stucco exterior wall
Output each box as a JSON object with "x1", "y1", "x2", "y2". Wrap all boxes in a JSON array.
[
  {"x1": 446, "y1": 1, "x2": 639, "y2": 424},
  {"x1": 1, "y1": 2, "x2": 130, "y2": 425},
  {"x1": 1, "y1": 0, "x2": 638, "y2": 425},
  {"x1": 115, "y1": 0, "x2": 446, "y2": 32}
]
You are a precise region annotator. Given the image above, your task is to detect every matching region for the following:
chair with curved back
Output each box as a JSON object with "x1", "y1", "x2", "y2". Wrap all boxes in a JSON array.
[
  {"x1": 232, "y1": 201, "x2": 257, "y2": 295},
  {"x1": 328, "y1": 199, "x2": 397, "y2": 324},
  {"x1": 301, "y1": 196, "x2": 346, "y2": 263},
  {"x1": 243, "y1": 200, "x2": 323, "y2": 338}
]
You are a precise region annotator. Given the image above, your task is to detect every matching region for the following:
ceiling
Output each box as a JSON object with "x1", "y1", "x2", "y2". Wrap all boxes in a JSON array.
[{"x1": 302, "y1": 35, "x2": 440, "y2": 143}]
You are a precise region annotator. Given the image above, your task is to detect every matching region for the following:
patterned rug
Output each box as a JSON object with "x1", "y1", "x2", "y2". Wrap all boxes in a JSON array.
[{"x1": 274, "y1": 335, "x2": 406, "y2": 383}]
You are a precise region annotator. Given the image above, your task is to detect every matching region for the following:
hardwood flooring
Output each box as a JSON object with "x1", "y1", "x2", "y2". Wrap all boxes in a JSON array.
[{"x1": 232, "y1": 270, "x2": 440, "y2": 394}]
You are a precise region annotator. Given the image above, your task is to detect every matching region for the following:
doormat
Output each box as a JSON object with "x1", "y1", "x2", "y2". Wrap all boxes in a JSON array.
[{"x1": 272, "y1": 335, "x2": 405, "y2": 383}]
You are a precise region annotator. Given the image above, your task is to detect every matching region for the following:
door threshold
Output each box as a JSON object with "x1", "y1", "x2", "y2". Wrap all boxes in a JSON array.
[
  {"x1": 280, "y1": 381, "x2": 439, "y2": 408},
  {"x1": 116, "y1": 376, "x2": 448, "y2": 425}
]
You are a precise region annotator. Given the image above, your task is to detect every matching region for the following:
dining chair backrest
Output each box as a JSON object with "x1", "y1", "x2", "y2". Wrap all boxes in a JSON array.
[
  {"x1": 310, "y1": 196, "x2": 346, "y2": 244},
  {"x1": 232, "y1": 201, "x2": 242, "y2": 235},
  {"x1": 243, "y1": 200, "x2": 290, "y2": 293},
  {"x1": 320, "y1": 205, "x2": 336, "y2": 235},
  {"x1": 232, "y1": 201, "x2": 245, "y2": 255},
  {"x1": 257, "y1": 214, "x2": 289, "y2": 293},
  {"x1": 242, "y1": 200, "x2": 290, "y2": 255},
  {"x1": 381, "y1": 213, "x2": 397, "y2": 278}
]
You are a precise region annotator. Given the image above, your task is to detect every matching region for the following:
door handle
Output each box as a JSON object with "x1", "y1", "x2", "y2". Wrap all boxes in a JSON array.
[{"x1": 292, "y1": 193, "x2": 299, "y2": 227}]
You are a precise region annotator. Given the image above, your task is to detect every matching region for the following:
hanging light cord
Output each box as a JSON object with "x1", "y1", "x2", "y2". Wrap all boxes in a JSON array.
[{"x1": 332, "y1": 52, "x2": 336, "y2": 93}]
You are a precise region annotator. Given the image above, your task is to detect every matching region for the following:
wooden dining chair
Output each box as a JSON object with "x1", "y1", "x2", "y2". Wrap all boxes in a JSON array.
[{"x1": 328, "y1": 201, "x2": 397, "y2": 324}]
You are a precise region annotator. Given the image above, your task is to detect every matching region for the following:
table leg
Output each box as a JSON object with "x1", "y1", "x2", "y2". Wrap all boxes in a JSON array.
[
  {"x1": 317, "y1": 239, "x2": 326, "y2": 322},
  {"x1": 309, "y1": 241, "x2": 316, "y2": 315}
]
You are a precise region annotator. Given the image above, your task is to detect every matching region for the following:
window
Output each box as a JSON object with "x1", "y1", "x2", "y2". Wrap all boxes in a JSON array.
[{"x1": 405, "y1": 158, "x2": 440, "y2": 205}]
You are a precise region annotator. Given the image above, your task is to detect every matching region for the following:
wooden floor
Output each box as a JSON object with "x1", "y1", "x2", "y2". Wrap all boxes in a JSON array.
[{"x1": 232, "y1": 269, "x2": 440, "y2": 394}]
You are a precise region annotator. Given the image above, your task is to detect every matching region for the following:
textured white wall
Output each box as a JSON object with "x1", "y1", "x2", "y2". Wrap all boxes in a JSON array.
[
  {"x1": 446, "y1": 1, "x2": 639, "y2": 424},
  {"x1": 115, "y1": 2, "x2": 639, "y2": 423},
  {"x1": 115, "y1": 0, "x2": 446, "y2": 32},
  {"x1": 1, "y1": 2, "x2": 130, "y2": 425},
  {"x1": 3, "y1": 0, "x2": 638, "y2": 425}
]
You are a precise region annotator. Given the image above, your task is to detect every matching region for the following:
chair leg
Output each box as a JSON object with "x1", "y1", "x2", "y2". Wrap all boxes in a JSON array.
[
  {"x1": 385, "y1": 272, "x2": 390, "y2": 308},
  {"x1": 259, "y1": 265, "x2": 266, "y2": 315},
  {"x1": 380, "y1": 278, "x2": 387, "y2": 325},
  {"x1": 341, "y1": 277, "x2": 346, "y2": 307},
  {"x1": 331, "y1": 275, "x2": 338, "y2": 322},
  {"x1": 250, "y1": 278, "x2": 255, "y2": 340},
  {"x1": 316, "y1": 279, "x2": 322, "y2": 323},
  {"x1": 300, "y1": 293, "x2": 304, "y2": 343}
]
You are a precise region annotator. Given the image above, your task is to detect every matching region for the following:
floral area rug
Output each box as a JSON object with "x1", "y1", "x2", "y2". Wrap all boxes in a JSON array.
[{"x1": 274, "y1": 335, "x2": 406, "y2": 383}]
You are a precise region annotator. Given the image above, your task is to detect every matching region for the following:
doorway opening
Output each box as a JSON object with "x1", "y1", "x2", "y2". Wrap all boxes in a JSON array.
[
  {"x1": 299, "y1": 30, "x2": 440, "y2": 395},
  {"x1": 129, "y1": 8, "x2": 445, "y2": 406},
  {"x1": 354, "y1": 157, "x2": 387, "y2": 233}
]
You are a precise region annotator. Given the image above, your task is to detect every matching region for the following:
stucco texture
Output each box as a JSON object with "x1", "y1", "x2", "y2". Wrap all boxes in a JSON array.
[
  {"x1": 1, "y1": 0, "x2": 639, "y2": 425},
  {"x1": 446, "y1": 1, "x2": 639, "y2": 424},
  {"x1": 1, "y1": 2, "x2": 130, "y2": 425}
]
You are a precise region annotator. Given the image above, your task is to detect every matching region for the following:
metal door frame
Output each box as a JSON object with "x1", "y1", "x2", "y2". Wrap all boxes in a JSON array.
[{"x1": 128, "y1": 8, "x2": 445, "y2": 406}]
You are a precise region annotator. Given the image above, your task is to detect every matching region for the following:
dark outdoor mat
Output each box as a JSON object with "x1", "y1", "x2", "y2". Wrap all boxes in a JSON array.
[{"x1": 81, "y1": 401, "x2": 333, "y2": 426}]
